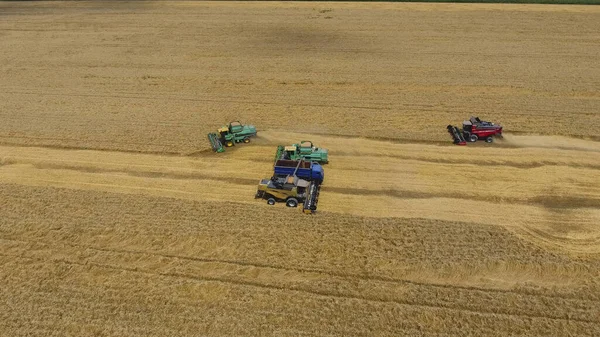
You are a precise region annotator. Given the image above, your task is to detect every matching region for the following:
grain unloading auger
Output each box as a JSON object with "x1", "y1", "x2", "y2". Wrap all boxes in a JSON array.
[
  {"x1": 274, "y1": 145, "x2": 285, "y2": 163},
  {"x1": 207, "y1": 121, "x2": 257, "y2": 153}
]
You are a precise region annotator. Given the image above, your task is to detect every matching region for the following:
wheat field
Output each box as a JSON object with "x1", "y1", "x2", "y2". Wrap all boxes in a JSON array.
[{"x1": 1, "y1": 1, "x2": 600, "y2": 336}]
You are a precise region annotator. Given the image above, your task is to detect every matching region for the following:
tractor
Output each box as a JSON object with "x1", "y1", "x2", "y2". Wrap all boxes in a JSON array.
[
  {"x1": 207, "y1": 121, "x2": 257, "y2": 153},
  {"x1": 447, "y1": 116, "x2": 503, "y2": 145},
  {"x1": 274, "y1": 141, "x2": 328, "y2": 164},
  {"x1": 255, "y1": 175, "x2": 320, "y2": 214}
]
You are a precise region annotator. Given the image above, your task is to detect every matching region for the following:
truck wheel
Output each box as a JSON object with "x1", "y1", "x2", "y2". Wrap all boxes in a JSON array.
[
  {"x1": 485, "y1": 137, "x2": 493, "y2": 143},
  {"x1": 286, "y1": 198, "x2": 298, "y2": 208},
  {"x1": 243, "y1": 137, "x2": 250, "y2": 143},
  {"x1": 469, "y1": 134, "x2": 478, "y2": 142},
  {"x1": 267, "y1": 198, "x2": 276, "y2": 205}
]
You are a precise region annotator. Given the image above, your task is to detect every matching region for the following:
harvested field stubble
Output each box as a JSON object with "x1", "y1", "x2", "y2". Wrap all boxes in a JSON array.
[
  {"x1": 2, "y1": 133, "x2": 600, "y2": 336},
  {"x1": 1, "y1": 184, "x2": 600, "y2": 336},
  {"x1": 1, "y1": 1, "x2": 600, "y2": 336}
]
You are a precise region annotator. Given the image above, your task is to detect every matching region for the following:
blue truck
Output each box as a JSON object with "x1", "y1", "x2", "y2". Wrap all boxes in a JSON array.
[{"x1": 273, "y1": 159, "x2": 324, "y2": 184}]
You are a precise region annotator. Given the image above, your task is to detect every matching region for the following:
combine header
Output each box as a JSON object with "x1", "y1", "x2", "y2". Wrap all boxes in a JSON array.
[
  {"x1": 302, "y1": 180, "x2": 320, "y2": 214},
  {"x1": 447, "y1": 116, "x2": 502, "y2": 145},
  {"x1": 274, "y1": 141, "x2": 328, "y2": 164},
  {"x1": 447, "y1": 125, "x2": 467, "y2": 145},
  {"x1": 207, "y1": 121, "x2": 257, "y2": 153}
]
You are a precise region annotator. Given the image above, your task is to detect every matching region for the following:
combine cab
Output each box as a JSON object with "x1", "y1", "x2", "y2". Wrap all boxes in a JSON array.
[
  {"x1": 207, "y1": 121, "x2": 257, "y2": 153},
  {"x1": 255, "y1": 175, "x2": 320, "y2": 213},
  {"x1": 274, "y1": 141, "x2": 328, "y2": 164},
  {"x1": 447, "y1": 116, "x2": 502, "y2": 145}
]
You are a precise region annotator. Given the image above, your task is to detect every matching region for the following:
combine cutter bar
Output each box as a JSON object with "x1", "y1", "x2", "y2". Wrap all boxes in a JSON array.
[
  {"x1": 447, "y1": 125, "x2": 466, "y2": 146},
  {"x1": 208, "y1": 133, "x2": 225, "y2": 153},
  {"x1": 274, "y1": 145, "x2": 285, "y2": 164},
  {"x1": 303, "y1": 182, "x2": 320, "y2": 214}
]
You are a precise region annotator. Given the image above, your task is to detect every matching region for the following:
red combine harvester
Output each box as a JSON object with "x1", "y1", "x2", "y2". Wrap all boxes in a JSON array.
[{"x1": 447, "y1": 116, "x2": 503, "y2": 145}]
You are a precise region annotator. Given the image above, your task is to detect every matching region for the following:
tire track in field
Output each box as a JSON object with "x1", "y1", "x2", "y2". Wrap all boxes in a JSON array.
[
  {"x1": 1, "y1": 90, "x2": 390, "y2": 111},
  {"x1": 323, "y1": 186, "x2": 600, "y2": 210},
  {"x1": 28, "y1": 162, "x2": 257, "y2": 186},
  {"x1": 513, "y1": 225, "x2": 600, "y2": 254},
  {"x1": 2, "y1": 244, "x2": 599, "y2": 325},
  {"x1": 3, "y1": 128, "x2": 600, "y2": 159},
  {"x1": 5, "y1": 159, "x2": 600, "y2": 211},
  {"x1": 333, "y1": 151, "x2": 600, "y2": 171},
  {"x1": 7, "y1": 147, "x2": 596, "y2": 254},
  {"x1": 258, "y1": 130, "x2": 600, "y2": 157},
  {"x1": 0, "y1": 136, "x2": 184, "y2": 155},
  {"x1": 3, "y1": 140, "x2": 600, "y2": 255},
  {"x1": 3, "y1": 235, "x2": 596, "y2": 303},
  {"x1": 4, "y1": 137, "x2": 600, "y2": 171}
]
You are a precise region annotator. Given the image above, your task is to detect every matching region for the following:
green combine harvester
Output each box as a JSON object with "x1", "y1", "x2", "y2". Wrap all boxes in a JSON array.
[
  {"x1": 274, "y1": 141, "x2": 328, "y2": 164},
  {"x1": 207, "y1": 121, "x2": 257, "y2": 153}
]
